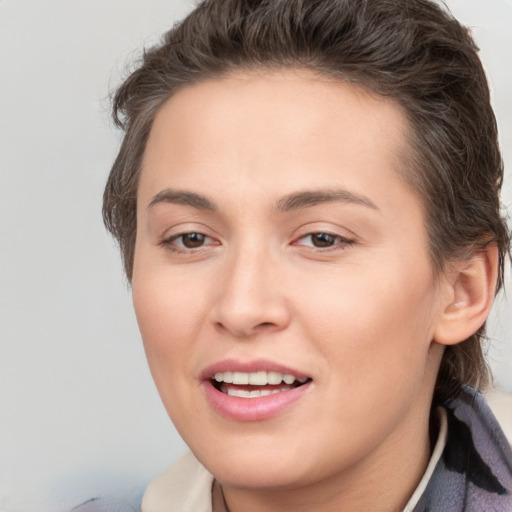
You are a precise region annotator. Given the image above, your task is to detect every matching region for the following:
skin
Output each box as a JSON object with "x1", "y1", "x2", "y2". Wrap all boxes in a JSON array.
[{"x1": 132, "y1": 69, "x2": 457, "y2": 512}]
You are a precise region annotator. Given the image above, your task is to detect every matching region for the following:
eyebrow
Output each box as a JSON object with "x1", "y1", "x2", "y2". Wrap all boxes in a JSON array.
[
  {"x1": 147, "y1": 187, "x2": 378, "y2": 213},
  {"x1": 148, "y1": 189, "x2": 217, "y2": 211},
  {"x1": 275, "y1": 189, "x2": 378, "y2": 212}
]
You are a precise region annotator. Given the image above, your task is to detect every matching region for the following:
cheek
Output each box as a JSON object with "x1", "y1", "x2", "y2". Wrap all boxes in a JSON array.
[
  {"x1": 131, "y1": 271, "x2": 211, "y2": 437},
  {"x1": 132, "y1": 269, "x2": 201, "y2": 383},
  {"x1": 299, "y1": 262, "x2": 439, "y2": 386},
  {"x1": 293, "y1": 271, "x2": 439, "y2": 459}
]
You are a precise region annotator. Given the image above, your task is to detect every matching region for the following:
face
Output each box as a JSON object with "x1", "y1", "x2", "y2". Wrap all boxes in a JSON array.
[{"x1": 133, "y1": 70, "x2": 450, "y2": 492}]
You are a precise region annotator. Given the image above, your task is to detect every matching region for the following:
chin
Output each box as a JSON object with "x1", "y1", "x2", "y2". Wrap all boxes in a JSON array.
[{"x1": 206, "y1": 456, "x2": 311, "y2": 490}]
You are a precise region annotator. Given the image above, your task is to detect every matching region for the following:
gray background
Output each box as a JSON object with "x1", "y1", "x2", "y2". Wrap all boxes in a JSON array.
[{"x1": 1, "y1": 1, "x2": 511, "y2": 511}]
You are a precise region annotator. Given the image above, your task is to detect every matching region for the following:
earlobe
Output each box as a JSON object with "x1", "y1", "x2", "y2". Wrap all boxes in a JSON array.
[{"x1": 433, "y1": 244, "x2": 499, "y2": 347}]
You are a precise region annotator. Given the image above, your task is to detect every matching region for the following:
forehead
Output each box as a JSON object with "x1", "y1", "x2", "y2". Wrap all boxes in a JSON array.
[{"x1": 140, "y1": 69, "x2": 415, "y2": 212}]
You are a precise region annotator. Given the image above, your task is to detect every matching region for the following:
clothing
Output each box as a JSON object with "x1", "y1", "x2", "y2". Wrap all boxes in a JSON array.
[
  {"x1": 411, "y1": 386, "x2": 512, "y2": 511},
  {"x1": 73, "y1": 386, "x2": 512, "y2": 511}
]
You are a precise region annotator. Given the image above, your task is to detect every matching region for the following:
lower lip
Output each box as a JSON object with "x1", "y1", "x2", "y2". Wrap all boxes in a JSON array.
[{"x1": 202, "y1": 381, "x2": 312, "y2": 422}]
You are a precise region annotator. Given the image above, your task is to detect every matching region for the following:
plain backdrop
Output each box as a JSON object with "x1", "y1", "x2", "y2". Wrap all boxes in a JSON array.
[{"x1": 1, "y1": 1, "x2": 511, "y2": 511}]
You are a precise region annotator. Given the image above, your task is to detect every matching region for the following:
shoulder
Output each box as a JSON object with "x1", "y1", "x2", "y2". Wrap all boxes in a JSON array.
[{"x1": 141, "y1": 451, "x2": 214, "y2": 512}]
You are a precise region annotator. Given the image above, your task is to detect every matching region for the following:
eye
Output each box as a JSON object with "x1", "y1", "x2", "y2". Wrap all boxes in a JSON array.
[
  {"x1": 165, "y1": 232, "x2": 216, "y2": 250},
  {"x1": 295, "y1": 232, "x2": 353, "y2": 249}
]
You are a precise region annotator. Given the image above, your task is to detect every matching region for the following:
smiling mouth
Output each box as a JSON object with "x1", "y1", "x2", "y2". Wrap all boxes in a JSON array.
[{"x1": 212, "y1": 371, "x2": 312, "y2": 398}]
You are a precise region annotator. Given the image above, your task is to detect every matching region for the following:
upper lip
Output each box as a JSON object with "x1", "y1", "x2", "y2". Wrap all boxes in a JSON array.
[{"x1": 200, "y1": 358, "x2": 310, "y2": 381}]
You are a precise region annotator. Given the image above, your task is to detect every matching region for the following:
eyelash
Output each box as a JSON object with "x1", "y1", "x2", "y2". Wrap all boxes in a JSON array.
[
  {"x1": 293, "y1": 232, "x2": 354, "y2": 251},
  {"x1": 161, "y1": 231, "x2": 354, "y2": 254},
  {"x1": 161, "y1": 232, "x2": 218, "y2": 253}
]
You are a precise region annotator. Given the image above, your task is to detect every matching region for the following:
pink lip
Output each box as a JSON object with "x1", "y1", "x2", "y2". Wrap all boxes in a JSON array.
[{"x1": 200, "y1": 359, "x2": 312, "y2": 422}]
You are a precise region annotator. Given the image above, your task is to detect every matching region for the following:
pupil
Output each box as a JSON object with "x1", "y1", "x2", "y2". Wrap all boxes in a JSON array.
[
  {"x1": 183, "y1": 233, "x2": 205, "y2": 248},
  {"x1": 312, "y1": 233, "x2": 335, "y2": 247}
]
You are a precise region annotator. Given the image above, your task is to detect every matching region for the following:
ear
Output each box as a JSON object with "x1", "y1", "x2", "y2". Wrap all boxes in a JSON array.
[{"x1": 433, "y1": 243, "x2": 499, "y2": 346}]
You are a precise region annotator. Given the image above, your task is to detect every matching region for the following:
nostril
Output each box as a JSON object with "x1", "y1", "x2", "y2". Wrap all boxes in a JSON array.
[{"x1": 212, "y1": 295, "x2": 291, "y2": 337}]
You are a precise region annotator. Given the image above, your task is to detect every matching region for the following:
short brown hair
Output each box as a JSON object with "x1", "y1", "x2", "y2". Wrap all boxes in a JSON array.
[{"x1": 103, "y1": 0, "x2": 510, "y2": 400}]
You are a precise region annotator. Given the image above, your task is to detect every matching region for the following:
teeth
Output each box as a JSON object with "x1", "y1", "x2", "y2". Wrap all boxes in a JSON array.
[
  {"x1": 215, "y1": 371, "x2": 232, "y2": 383},
  {"x1": 226, "y1": 387, "x2": 292, "y2": 398},
  {"x1": 267, "y1": 371, "x2": 282, "y2": 385},
  {"x1": 232, "y1": 372, "x2": 250, "y2": 385},
  {"x1": 214, "y1": 370, "x2": 308, "y2": 386},
  {"x1": 283, "y1": 374, "x2": 295, "y2": 385},
  {"x1": 248, "y1": 371, "x2": 267, "y2": 385}
]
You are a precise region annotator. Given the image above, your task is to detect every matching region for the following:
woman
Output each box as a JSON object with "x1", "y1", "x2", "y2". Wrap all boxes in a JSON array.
[{"x1": 96, "y1": 0, "x2": 512, "y2": 510}]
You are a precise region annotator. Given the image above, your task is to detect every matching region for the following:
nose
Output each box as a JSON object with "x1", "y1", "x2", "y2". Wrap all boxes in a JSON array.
[{"x1": 211, "y1": 244, "x2": 291, "y2": 338}]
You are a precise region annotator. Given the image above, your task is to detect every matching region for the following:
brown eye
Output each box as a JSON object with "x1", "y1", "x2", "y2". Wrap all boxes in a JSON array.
[
  {"x1": 310, "y1": 233, "x2": 337, "y2": 247},
  {"x1": 165, "y1": 232, "x2": 213, "y2": 251},
  {"x1": 295, "y1": 232, "x2": 353, "y2": 250},
  {"x1": 179, "y1": 233, "x2": 207, "y2": 248}
]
